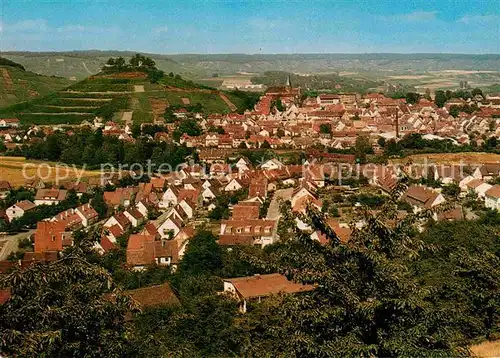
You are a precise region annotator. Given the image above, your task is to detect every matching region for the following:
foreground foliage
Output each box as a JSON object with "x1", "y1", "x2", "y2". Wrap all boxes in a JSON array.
[{"x1": 0, "y1": 233, "x2": 133, "y2": 357}]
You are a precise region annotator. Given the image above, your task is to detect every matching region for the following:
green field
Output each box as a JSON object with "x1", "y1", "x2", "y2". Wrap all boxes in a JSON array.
[{"x1": 0, "y1": 65, "x2": 71, "y2": 107}]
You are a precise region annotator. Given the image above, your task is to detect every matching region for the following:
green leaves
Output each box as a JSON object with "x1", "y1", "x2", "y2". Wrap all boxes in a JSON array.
[{"x1": 0, "y1": 232, "x2": 133, "y2": 357}]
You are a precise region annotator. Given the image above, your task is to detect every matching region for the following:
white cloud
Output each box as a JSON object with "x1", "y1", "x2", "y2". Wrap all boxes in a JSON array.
[
  {"x1": 397, "y1": 11, "x2": 437, "y2": 22},
  {"x1": 378, "y1": 11, "x2": 438, "y2": 23},
  {"x1": 6, "y1": 19, "x2": 48, "y2": 32},
  {"x1": 457, "y1": 14, "x2": 500, "y2": 25},
  {"x1": 57, "y1": 25, "x2": 86, "y2": 33},
  {"x1": 154, "y1": 26, "x2": 169, "y2": 33},
  {"x1": 248, "y1": 18, "x2": 289, "y2": 31}
]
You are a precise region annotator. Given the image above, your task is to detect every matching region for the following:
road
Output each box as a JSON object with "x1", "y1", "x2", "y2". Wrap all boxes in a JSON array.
[
  {"x1": 266, "y1": 187, "x2": 294, "y2": 220},
  {"x1": 0, "y1": 230, "x2": 34, "y2": 261}
]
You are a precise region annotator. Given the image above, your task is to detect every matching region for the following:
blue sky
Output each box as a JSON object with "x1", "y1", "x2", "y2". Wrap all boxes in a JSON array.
[{"x1": 1, "y1": 0, "x2": 499, "y2": 53}]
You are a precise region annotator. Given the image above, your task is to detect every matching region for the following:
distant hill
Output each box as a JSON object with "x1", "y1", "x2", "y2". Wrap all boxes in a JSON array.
[
  {"x1": 3, "y1": 51, "x2": 500, "y2": 79},
  {"x1": 168, "y1": 53, "x2": 500, "y2": 74},
  {"x1": 1, "y1": 51, "x2": 183, "y2": 80},
  {"x1": 2, "y1": 52, "x2": 499, "y2": 92},
  {"x1": 0, "y1": 57, "x2": 71, "y2": 108},
  {"x1": 0, "y1": 69, "x2": 254, "y2": 125}
]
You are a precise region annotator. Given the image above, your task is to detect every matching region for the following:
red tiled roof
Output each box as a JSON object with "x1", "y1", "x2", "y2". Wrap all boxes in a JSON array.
[
  {"x1": 0, "y1": 288, "x2": 11, "y2": 304},
  {"x1": 100, "y1": 236, "x2": 117, "y2": 252},
  {"x1": 403, "y1": 186, "x2": 441, "y2": 209},
  {"x1": 232, "y1": 202, "x2": 260, "y2": 220},
  {"x1": 35, "y1": 188, "x2": 67, "y2": 201},
  {"x1": 13, "y1": 200, "x2": 36, "y2": 211},
  {"x1": 107, "y1": 224, "x2": 124, "y2": 239},
  {"x1": 485, "y1": 185, "x2": 500, "y2": 199},
  {"x1": 123, "y1": 283, "x2": 179, "y2": 308},
  {"x1": 0, "y1": 181, "x2": 11, "y2": 191},
  {"x1": 114, "y1": 212, "x2": 131, "y2": 230},
  {"x1": 218, "y1": 235, "x2": 255, "y2": 246},
  {"x1": 34, "y1": 221, "x2": 70, "y2": 254},
  {"x1": 225, "y1": 273, "x2": 314, "y2": 299}
]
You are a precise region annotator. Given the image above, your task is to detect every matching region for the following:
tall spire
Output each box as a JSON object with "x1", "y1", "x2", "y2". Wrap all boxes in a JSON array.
[{"x1": 285, "y1": 75, "x2": 291, "y2": 87}]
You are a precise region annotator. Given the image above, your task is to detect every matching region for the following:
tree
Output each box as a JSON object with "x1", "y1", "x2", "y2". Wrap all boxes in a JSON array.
[
  {"x1": 377, "y1": 137, "x2": 386, "y2": 148},
  {"x1": 484, "y1": 136, "x2": 498, "y2": 150},
  {"x1": 472, "y1": 88, "x2": 483, "y2": 98},
  {"x1": 319, "y1": 123, "x2": 332, "y2": 134},
  {"x1": 260, "y1": 140, "x2": 271, "y2": 149},
  {"x1": 275, "y1": 98, "x2": 285, "y2": 112},
  {"x1": 173, "y1": 119, "x2": 202, "y2": 141},
  {"x1": 442, "y1": 183, "x2": 460, "y2": 198},
  {"x1": 131, "y1": 123, "x2": 141, "y2": 138},
  {"x1": 241, "y1": 184, "x2": 468, "y2": 357},
  {"x1": 179, "y1": 231, "x2": 223, "y2": 276},
  {"x1": 91, "y1": 189, "x2": 108, "y2": 219},
  {"x1": 405, "y1": 92, "x2": 421, "y2": 105},
  {"x1": 116, "y1": 57, "x2": 126, "y2": 69},
  {"x1": 354, "y1": 135, "x2": 372, "y2": 163},
  {"x1": 0, "y1": 232, "x2": 133, "y2": 357},
  {"x1": 435, "y1": 90, "x2": 447, "y2": 108},
  {"x1": 449, "y1": 105, "x2": 460, "y2": 118}
]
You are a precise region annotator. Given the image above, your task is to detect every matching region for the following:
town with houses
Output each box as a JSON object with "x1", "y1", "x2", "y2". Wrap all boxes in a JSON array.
[
  {"x1": 2, "y1": 0, "x2": 500, "y2": 353},
  {"x1": 0, "y1": 75, "x2": 499, "y2": 309},
  {"x1": 0, "y1": 64, "x2": 499, "y2": 358}
]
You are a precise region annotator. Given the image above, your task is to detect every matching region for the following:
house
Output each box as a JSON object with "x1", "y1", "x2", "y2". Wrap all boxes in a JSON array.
[
  {"x1": 103, "y1": 187, "x2": 135, "y2": 208},
  {"x1": 465, "y1": 179, "x2": 493, "y2": 198},
  {"x1": 201, "y1": 185, "x2": 219, "y2": 202},
  {"x1": 0, "y1": 118, "x2": 20, "y2": 128},
  {"x1": 24, "y1": 178, "x2": 46, "y2": 190},
  {"x1": 126, "y1": 234, "x2": 180, "y2": 271},
  {"x1": 170, "y1": 204, "x2": 189, "y2": 223},
  {"x1": 126, "y1": 234, "x2": 156, "y2": 270},
  {"x1": 0, "y1": 181, "x2": 11, "y2": 199},
  {"x1": 105, "y1": 224, "x2": 125, "y2": 243},
  {"x1": 402, "y1": 186, "x2": 445, "y2": 213},
  {"x1": 437, "y1": 206, "x2": 465, "y2": 221},
  {"x1": 51, "y1": 208, "x2": 84, "y2": 231},
  {"x1": 223, "y1": 273, "x2": 314, "y2": 313},
  {"x1": 93, "y1": 235, "x2": 117, "y2": 255},
  {"x1": 34, "y1": 188, "x2": 68, "y2": 206},
  {"x1": 473, "y1": 163, "x2": 500, "y2": 181},
  {"x1": 150, "y1": 177, "x2": 167, "y2": 192},
  {"x1": 485, "y1": 185, "x2": 500, "y2": 211},
  {"x1": 136, "y1": 199, "x2": 155, "y2": 218},
  {"x1": 6, "y1": 200, "x2": 36, "y2": 222},
  {"x1": 235, "y1": 157, "x2": 252, "y2": 173},
  {"x1": 317, "y1": 94, "x2": 340, "y2": 106},
  {"x1": 249, "y1": 178, "x2": 268, "y2": 198},
  {"x1": 290, "y1": 184, "x2": 318, "y2": 209},
  {"x1": 160, "y1": 186, "x2": 179, "y2": 208},
  {"x1": 157, "y1": 216, "x2": 183, "y2": 239},
  {"x1": 219, "y1": 219, "x2": 277, "y2": 247},
  {"x1": 122, "y1": 283, "x2": 180, "y2": 309},
  {"x1": 178, "y1": 199, "x2": 195, "y2": 219},
  {"x1": 104, "y1": 212, "x2": 131, "y2": 232},
  {"x1": 141, "y1": 222, "x2": 160, "y2": 239},
  {"x1": 232, "y1": 202, "x2": 260, "y2": 220},
  {"x1": 224, "y1": 178, "x2": 246, "y2": 192},
  {"x1": 123, "y1": 208, "x2": 145, "y2": 227},
  {"x1": 34, "y1": 221, "x2": 73, "y2": 254},
  {"x1": 259, "y1": 158, "x2": 284, "y2": 171},
  {"x1": 75, "y1": 203, "x2": 99, "y2": 227}
]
